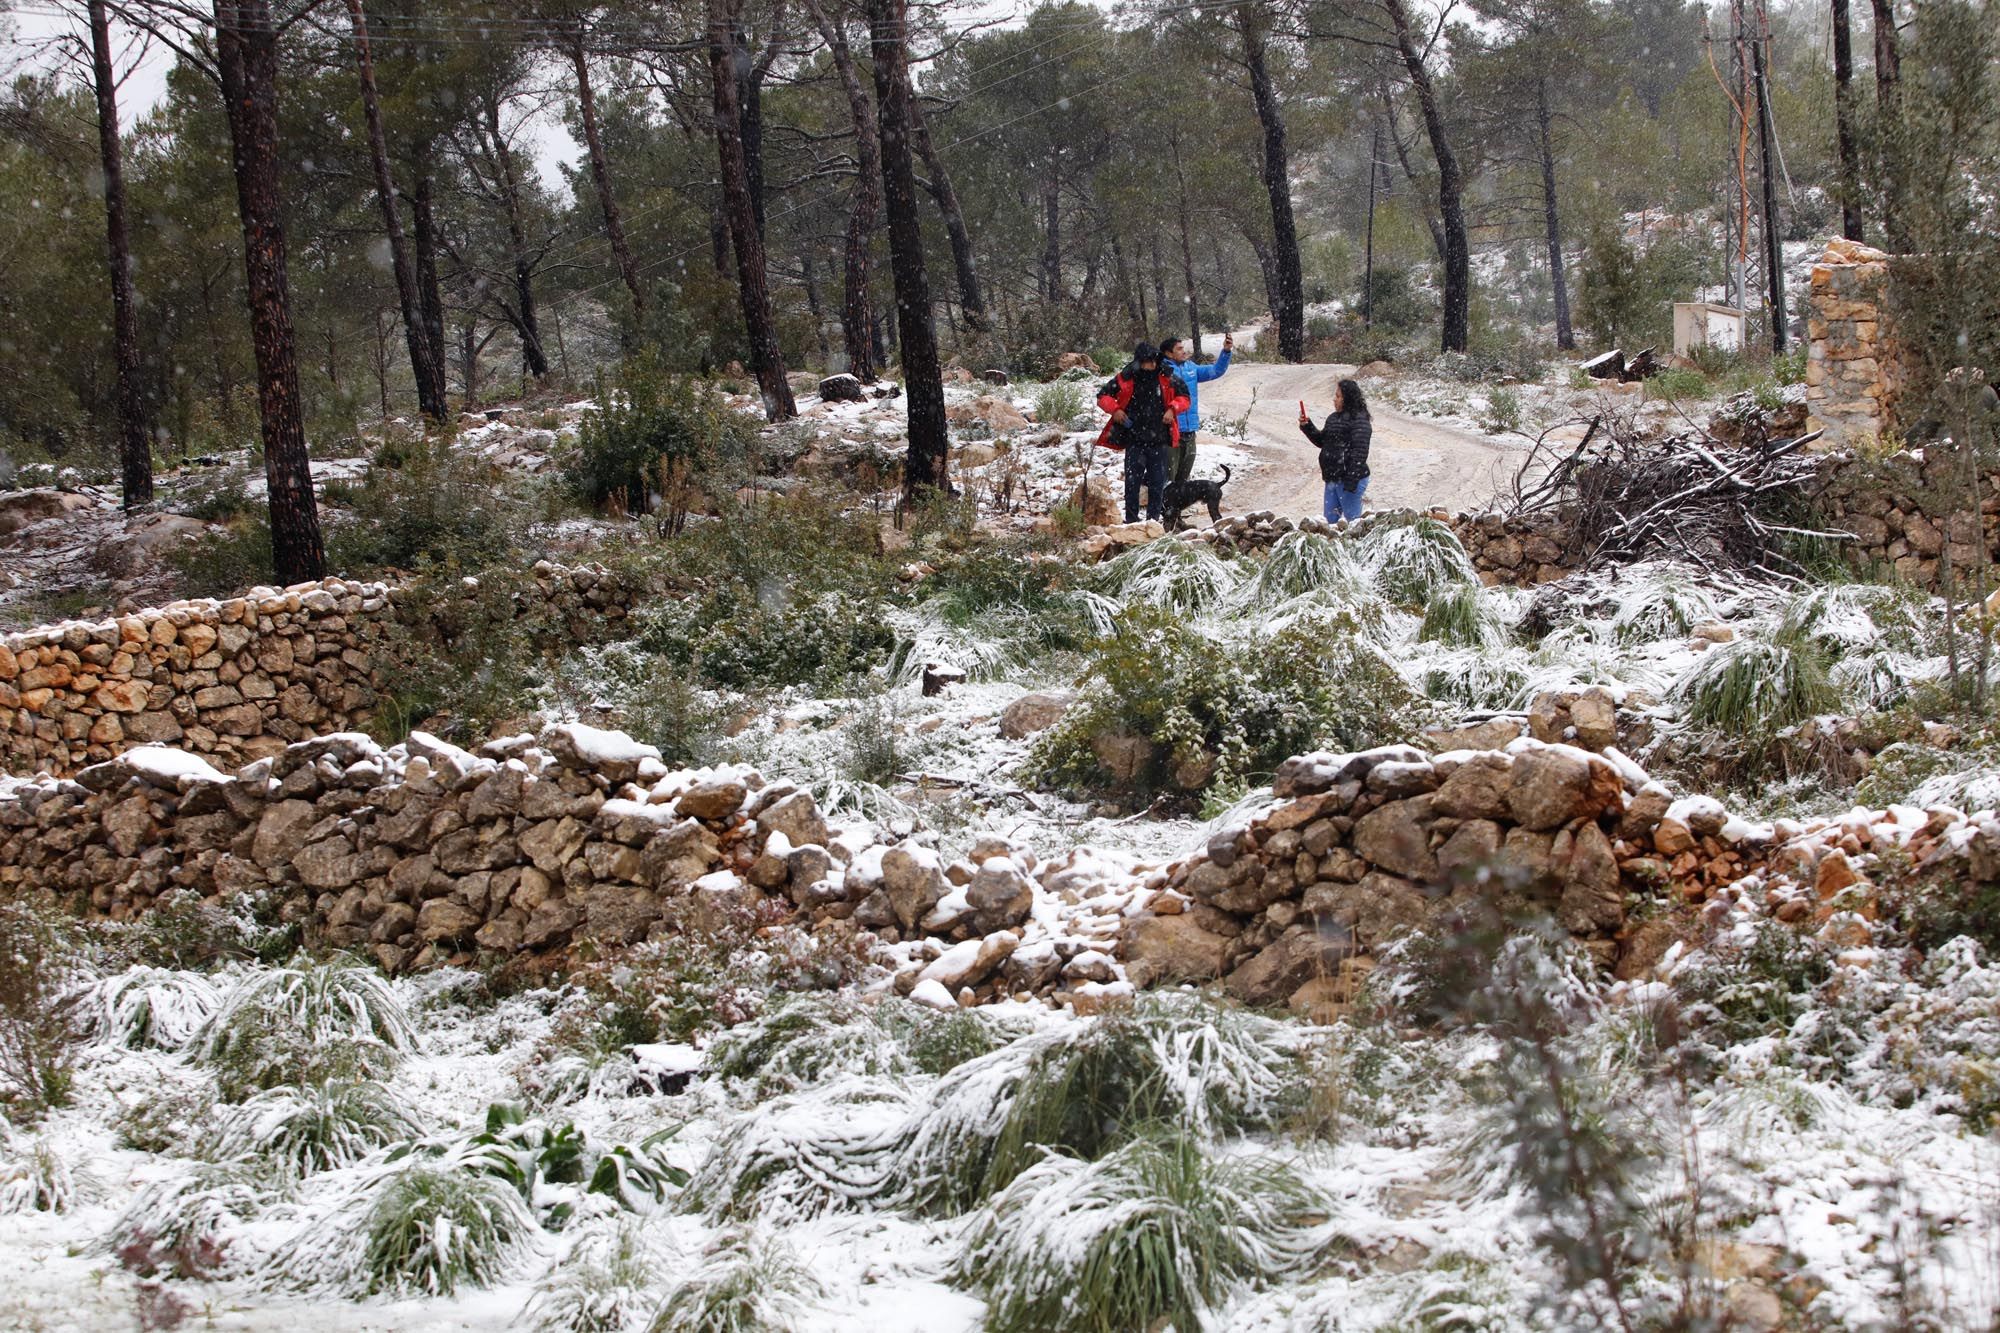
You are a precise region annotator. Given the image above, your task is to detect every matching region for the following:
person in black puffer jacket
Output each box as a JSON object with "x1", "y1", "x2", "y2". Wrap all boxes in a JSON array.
[{"x1": 1298, "y1": 378, "x2": 1373, "y2": 522}]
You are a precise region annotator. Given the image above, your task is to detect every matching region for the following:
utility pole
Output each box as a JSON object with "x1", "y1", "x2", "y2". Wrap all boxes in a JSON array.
[{"x1": 1753, "y1": 0, "x2": 1786, "y2": 352}]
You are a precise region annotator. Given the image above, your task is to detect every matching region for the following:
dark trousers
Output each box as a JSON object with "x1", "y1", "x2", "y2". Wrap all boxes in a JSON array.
[
  {"x1": 1123, "y1": 444, "x2": 1168, "y2": 522},
  {"x1": 1168, "y1": 430, "x2": 1197, "y2": 485}
]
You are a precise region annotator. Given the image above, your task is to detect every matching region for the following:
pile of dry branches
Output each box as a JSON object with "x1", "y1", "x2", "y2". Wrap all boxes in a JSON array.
[{"x1": 1508, "y1": 414, "x2": 1840, "y2": 578}]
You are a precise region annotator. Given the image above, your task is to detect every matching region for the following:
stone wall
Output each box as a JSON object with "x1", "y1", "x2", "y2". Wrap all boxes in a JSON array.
[
  {"x1": 1813, "y1": 448, "x2": 2000, "y2": 586},
  {"x1": 1806, "y1": 238, "x2": 1908, "y2": 448},
  {"x1": 0, "y1": 562, "x2": 639, "y2": 780}
]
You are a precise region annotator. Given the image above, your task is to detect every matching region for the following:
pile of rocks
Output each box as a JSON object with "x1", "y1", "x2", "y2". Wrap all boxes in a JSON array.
[
  {"x1": 1121, "y1": 741, "x2": 1665, "y2": 1018},
  {"x1": 0, "y1": 727, "x2": 1140, "y2": 1011},
  {"x1": 1451, "y1": 510, "x2": 1581, "y2": 585},
  {"x1": 0, "y1": 563, "x2": 641, "y2": 780},
  {"x1": 1177, "y1": 510, "x2": 1345, "y2": 553}
]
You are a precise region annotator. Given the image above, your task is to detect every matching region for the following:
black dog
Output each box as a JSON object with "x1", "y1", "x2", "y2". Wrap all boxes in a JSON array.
[{"x1": 1160, "y1": 464, "x2": 1232, "y2": 532}]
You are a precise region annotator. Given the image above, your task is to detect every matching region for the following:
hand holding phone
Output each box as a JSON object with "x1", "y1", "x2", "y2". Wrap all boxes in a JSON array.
[{"x1": 1298, "y1": 400, "x2": 1309, "y2": 424}]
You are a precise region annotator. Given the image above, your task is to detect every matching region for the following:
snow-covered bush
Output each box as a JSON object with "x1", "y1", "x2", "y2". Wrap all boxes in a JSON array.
[
  {"x1": 686, "y1": 1079, "x2": 911, "y2": 1223},
  {"x1": 77, "y1": 967, "x2": 221, "y2": 1051},
  {"x1": 276, "y1": 1161, "x2": 539, "y2": 1297},
  {"x1": 1357, "y1": 515, "x2": 1478, "y2": 606},
  {"x1": 107, "y1": 1163, "x2": 268, "y2": 1279},
  {"x1": 1418, "y1": 581, "x2": 1506, "y2": 649},
  {"x1": 1853, "y1": 938, "x2": 2000, "y2": 1128},
  {"x1": 1675, "y1": 633, "x2": 1838, "y2": 735},
  {"x1": 899, "y1": 995, "x2": 1311, "y2": 1214},
  {"x1": 956, "y1": 1135, "x2": 1333, "y2": 1333},
  {"x1": 647, "y1": 1229, "x2": 823, "y2": 1333},
  {"x1": 1610, "y1": 565, "x2": 1719, "y2": 644},
  {"x1": 210, "y1": 1080, "x2": 421, "y2": 1176},
  {"x1": 524, "y1": 1219, "x2": 671, "y2": 1333},
  {"x1": 0, "y1": 1130, "x2": 81, "y2": 1214},
  {"x1": 702, "y1": 993, "x2": 911, "y2": 1096},
  {"x1": 199, "y1": 961, "x2": 417, "y2": 1098},
  {"x1": 1097, "y1": 539, "x2": 1239, "y2": 617},
  {"x1": 0, "y1": 898, "x2": 86, "y2": 1118}
]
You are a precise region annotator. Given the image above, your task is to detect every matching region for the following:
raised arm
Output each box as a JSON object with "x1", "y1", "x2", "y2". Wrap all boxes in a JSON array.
[{"x1": 1193, "y1": 346, "x2": 1232, "y2": 383}]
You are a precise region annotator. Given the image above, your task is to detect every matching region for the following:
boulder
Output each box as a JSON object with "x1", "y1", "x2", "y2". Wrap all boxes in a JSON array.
[
  {"x1": 818, "y1": 373, "x2": 867, "y2": 402},
  {"x1": 678, "y1": 779, "x2": 748, "y2": 822},
  {"x1": 757, "y1": 791, "x2": 829, "y2": 849},
  {"x1": 881, "y1": 845, "x2": 948, "y2": 933},
  {"x1": 966, "y1": 860, "x2": 1035, "y2": 933},
  {"x1": 1090, "y1": 731, "x2": 1155, "y2": 784},
  {"x1": 643, "y1": 818, "x2": 721, "y2": 887},
  {"x1": 999, "y1": 692, "x2": 1074, "y2": 740},
  {"x1": 1423, "y1": 718, "x2": 1525, "y2": 753},
  {"x1": 1223, "y1": 927, "x2": 1332, "y2": 1007},
  {"x1": 251, "y1": 798, "x2": 320, "y2": 868},
  {"x1": 1569, "y1": 687, "x2": 1618, "y2": 751},
  {"x1": 1506, "y1": 748, "x2": 1619, "y2": 831},
  {"x1": 1430, "y1": 753, "x2": 1514, "y2": 820},
  {"x1": 416, "y1": 899, "x2": 482, "y2": 943},
  {"x1": 1435, "y1": 819, "x2": 1503, "y2": 879},
  {"x1": 1352, "y1": 795, "x2": 1439, "y2": 881},
  {"x1": 1556, "y1": 822, "x2": 1623, "y2": 933},
  {"x1": 1121, "y1": 912, "x2": 1231, "y2": 987}
]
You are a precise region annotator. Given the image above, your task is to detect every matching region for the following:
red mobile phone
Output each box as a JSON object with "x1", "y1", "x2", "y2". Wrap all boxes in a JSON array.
[{"x1": 1298, "y1": 400, "x2": 1306, "y2": 416}]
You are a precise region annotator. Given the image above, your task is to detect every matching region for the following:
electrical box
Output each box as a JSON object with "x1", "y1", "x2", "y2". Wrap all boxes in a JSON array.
[{"x1": 1674, "y1": 302, "x2": 1745, "y2": 356}]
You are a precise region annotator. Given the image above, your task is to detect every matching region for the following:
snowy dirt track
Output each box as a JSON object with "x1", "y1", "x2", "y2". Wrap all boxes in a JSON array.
[{"x1": 1198, "y1": 362, "x2": 1529, "y2": 520}]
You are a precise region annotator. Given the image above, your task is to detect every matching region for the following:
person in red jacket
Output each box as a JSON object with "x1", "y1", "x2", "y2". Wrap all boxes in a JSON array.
[{"x1": 1095, "y1": 342, "x2": 1190, "y2": 523}]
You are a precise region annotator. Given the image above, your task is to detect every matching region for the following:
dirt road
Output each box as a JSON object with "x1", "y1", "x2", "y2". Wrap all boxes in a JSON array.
[{"x1": 1194, "y1": 362, "x2": 1526, "y2": 521}]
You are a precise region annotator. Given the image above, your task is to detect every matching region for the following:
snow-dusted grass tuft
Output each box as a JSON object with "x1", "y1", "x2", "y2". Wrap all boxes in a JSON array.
[
  {"x1": 210, "y1": 1080, "x2": 422, "y2": 1176},
  {"x1": 1419, "y1": 582, "x2": 1506, "y2": 649},
  {"x1": 276, "y1": 1161, "x2": 539, "y2": 1297},
  {"x1": 1676, "y1": 634, "x2": 1839, "y2": 734},
  {"x1": 702, "y1": 993, "x2": 911, "y2": 1096},
  {"x1": 0, "y1": 1131, "x2": 82, "y2": 1214},
  {"x1": 106, "y1": 1162, "x2": 268, "y2": 1278},
  {"x1": 1611, "y1": 564, "x2": 1720, "y2": 644},
  {"x1": 525, "y1": 1218, "x2": 671, "y2": 1333},
  {"x1": 1099, "y1": 540, "x2": 1240, "y2": 617},
  {"x1": 899, "y1": 995, "x2": 1310, "y2": 1214},
  {"x1": 78, "y1": 967, "x2": 221, "y2": 1051},
  {"x1": 1241, "y1": 530, "x2": 1370, "y2": 607},
  {"x1": 648, "y1": 1229, "x2": 824, "y2": 1333},
  {"x1": 956, "y1": 1135, "x2": 1334, "y2": 1333},
  {"x1": 686, "y1": 1079, "x2": 912, "y2": 1223},
  {"x1": 1357, "y1": 515, "x2": 1478, "y2": 606},
  {"x1": 199, "y1": 961, "x2": 418, "y2": 1095}
]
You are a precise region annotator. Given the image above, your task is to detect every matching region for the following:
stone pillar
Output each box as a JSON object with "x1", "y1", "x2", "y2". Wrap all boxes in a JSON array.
[{"x1": 1805, "y1": 237, "x2": 1905, "y2": 448}]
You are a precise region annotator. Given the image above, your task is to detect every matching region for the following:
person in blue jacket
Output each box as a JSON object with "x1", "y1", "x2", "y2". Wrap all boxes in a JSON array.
[{"x1": 1159, "y1": 331, "x2": 1232, "y2": 487}]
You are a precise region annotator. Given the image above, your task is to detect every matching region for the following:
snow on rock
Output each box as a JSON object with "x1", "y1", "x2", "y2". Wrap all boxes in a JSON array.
[{"x1": 908, "y1": 978, "x2": 959, "y2": 1010}]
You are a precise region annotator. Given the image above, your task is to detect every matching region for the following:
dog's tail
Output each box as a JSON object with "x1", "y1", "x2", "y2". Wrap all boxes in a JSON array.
[{"x1": 1218, "y1": 464, "x2": 1232, "y2": 484}]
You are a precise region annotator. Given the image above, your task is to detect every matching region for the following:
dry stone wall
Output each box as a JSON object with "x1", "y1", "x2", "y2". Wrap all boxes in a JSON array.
[{"x1": 0, "y1": 563, "x2": 639, "y2": 780}]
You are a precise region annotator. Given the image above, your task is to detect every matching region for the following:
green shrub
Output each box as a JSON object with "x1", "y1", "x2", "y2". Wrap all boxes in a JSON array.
[
  {"x1": 1643, "y1": 366, "x2": 1715, "y2": 402},
  {"x1": 0, "y1": 898, "x2": 84, "y2": 1121},
  {"x1": 1034, "y1": 380, "x2": 1087, "y2": 428},
  {"x1": 372, "y1": 568, "x2": 572, "y2": 743},
  {"x1": 1676, "y1": 633, "x2": 1840, "y2": 734},
  {"x1": 956, "y1": 1136, "x2": 1330, "y2": 1333},
  {"x1": 324, "y1": 436, "x2": 539, "y2": 576},
  {"x1": 1674, "y1": 918, "x2": 1835, "y2": 1049},
  {"x1": 1419, "y1": 582, "x2": 1504, "y2": 648},
  {"x1": 566, "y1": 358, "x2": 749, "y2": 517},
  {"x1": 171, "y1": 516, "x2": 276, "y2": 599},
  {"x1": 1481, "y1": 385, "x2": 1523, "y2": 434},
  {"x1": 1028, "y1": 606, "x2": 1429, "y2": 795},
  {"x1": 637, "y1": 590, "x2": 898, "y2": 693}
]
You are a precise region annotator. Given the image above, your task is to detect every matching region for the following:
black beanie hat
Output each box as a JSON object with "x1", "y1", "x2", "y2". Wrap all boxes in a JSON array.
[{"x1": 1133, "y1": 341, "x2": 1159, "y2": 364}]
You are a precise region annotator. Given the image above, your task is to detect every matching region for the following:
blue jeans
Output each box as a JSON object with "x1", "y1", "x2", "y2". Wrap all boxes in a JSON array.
[
  {"x1": 1124, "y1": 444, "x2": 1168, "y2": 522},
  {"x1": 1323, "y1": 476, "x2": 1369, "y2": 522}
]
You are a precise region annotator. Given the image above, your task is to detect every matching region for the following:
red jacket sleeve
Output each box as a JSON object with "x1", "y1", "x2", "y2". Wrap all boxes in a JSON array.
[
  {"x1": 1097, "y1": 375, "x2": 1132, "y2": 415},
  {"x1": 1165, "y1": 374, "x2": 1190, "y2": 416}
]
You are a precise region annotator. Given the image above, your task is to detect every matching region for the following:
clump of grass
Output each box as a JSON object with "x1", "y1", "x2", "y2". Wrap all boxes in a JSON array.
[
  {"x1": 685, "y1": 1079, "x2": 912, "y2": 1224},
  {"x1": 1611, "y1": 566, "x2": 1719, "y2": 644},
  {"x1": 198, "y1": 961, "x2": 418, "y2": 1098},
  {"x1": 956, "y1": 1135, "x2": 1333, "y2": 1333},
  {"x1": 1241, "y1": 530, "x2": 1370, "y2": 607},
  {"x1": 1676, "y1": 633, "x2": 1840, "y2": 734},
  {"x1": 648, "y1": 1229, "x2": 824, "y2": 1333},
  {"x1": 78, "y1": 967, "x2": 221, "y2": 1051},
  {"x1": 210, "y1": 1081, "x2": 421, "y2": 1177},
  {"x1": 107, "y1": 1163, "x2": 268, "y2": 1279},
  {"x1": 277, "y1": 1162, "x2": 539, "y2": 1297},
  {"x1": 526, "y1": 1218, "x2": 670, "y2": 1333},
  {"x1": 1419, "y1": 582, "x2": 1505, "y2": 648},
  {"x1": 1097, "y1": 540, "x2": 1240, "y2": 617},
  {"x1": 900, "y1": 994, "x2": 1311, "y2": 1214},
  {"x1": 1359, "y1": 515, "x2": 1478, "y2": 606},
  {"x1": 0, "y1": 1131, "x2": 82, "y2": 1214}
]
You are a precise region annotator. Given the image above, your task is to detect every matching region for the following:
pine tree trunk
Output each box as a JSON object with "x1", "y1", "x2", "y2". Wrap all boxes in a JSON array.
[
  {"x1": 410, "y1": 166, "x2": 449, "y2": 411},
  {"x1": 733, "y1": 22, "x2": 768, "y2": 239},
  {"x1": 1869, "y1": 0, "x2": 1905, "y2": 249},
  {"x1": 1831, "y1": 0, "x2": 1864, "y2": 241},
  {"x1": 1535, "y1": 80, "x2": 1574, "y2": 350},
  {"x1": 214, "y1": 0, "x2": 324, "y2": 584},
  {"x1": 1040, "y1": 170, "x2": 1062, "y2": 303},
  {"x1": 482, "y1": 91, "x2": 549, "y2": 378},
  {"x1": 1752, "y1": 32, "x2": 1786, "y2": 351},
  {"x1": 1171, "y1": 129, "x2": 1203, "y2": 356},
  {"x1": 571, "y1": 38, "x2": 646, "y2": 315},
  {"x1": 867, "y1": 0, "x2": 948, "y2": 496},
  {"x1": 707, "y1": 0, "x2": 796, "y2": 420},
  {"x1": 1238, "y1": 3, "x2": 1304, "y2": 362},
  {"x1": 1385, "y1": 0, "x2": 1470, "y2": 353},
  {"x1": 344, "y1": 0, "x2": 445, "y2": 420},
  {"x1": 907, "y1": 95, "x2": 989, "y2": 333},
  {"x1": 805, "y1": 0, "x2": 879, "y2": 382},
  {"x1": 88, "y1": 0, "x2": 151, "y2": 508}
]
